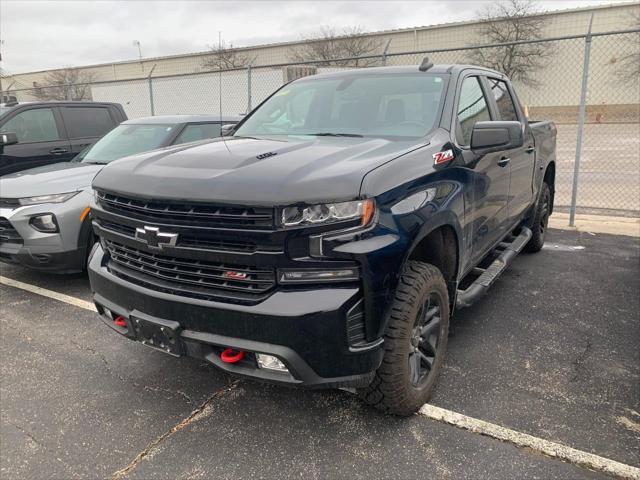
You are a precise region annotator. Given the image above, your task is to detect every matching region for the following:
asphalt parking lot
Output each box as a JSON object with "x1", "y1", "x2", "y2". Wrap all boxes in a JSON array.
[{"x1": 1, "y1": 228, "x2": 638, "y2": 479}]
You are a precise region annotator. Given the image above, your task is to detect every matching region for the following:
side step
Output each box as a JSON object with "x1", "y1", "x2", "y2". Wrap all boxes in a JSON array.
[{"x1": 455, "y1": 227, "x2": 532, "y2": 310}]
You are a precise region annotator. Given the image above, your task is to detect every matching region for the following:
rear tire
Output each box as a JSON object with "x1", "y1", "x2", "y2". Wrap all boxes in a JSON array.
[
  {"x1": 358, "y1": 261, "x2": 449, "y2": 416},
  {"x1": 525, "y1": 183, "x2": 551, "y2": 253}
]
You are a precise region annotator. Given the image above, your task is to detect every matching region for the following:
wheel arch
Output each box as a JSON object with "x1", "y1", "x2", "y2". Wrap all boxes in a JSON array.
[
  {"x1": 76, "y1": 210, "x2": 97, "y2": 270},
  {"x1": 543, "y1": 161, "x2": 556, "y2": 214},
  {"x1": 403, "y1": 217, "x2": 462, "y2": 308}
]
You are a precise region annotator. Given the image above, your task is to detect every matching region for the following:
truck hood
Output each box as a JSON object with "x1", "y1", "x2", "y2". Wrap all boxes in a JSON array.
[
  {"x1": 0, "y1": 162, "x2": 103, "y2": 198},
  {"x1": 92, "y1": 136, "x2": 429, "y2": 205}
]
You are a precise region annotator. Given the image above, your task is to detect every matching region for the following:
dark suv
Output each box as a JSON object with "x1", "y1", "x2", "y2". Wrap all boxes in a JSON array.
[{"x1": 0, "y1": 101, "x2": 127, "y2": 176}]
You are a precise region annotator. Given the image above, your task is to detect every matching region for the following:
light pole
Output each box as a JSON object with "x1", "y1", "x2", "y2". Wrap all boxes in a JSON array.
[
  {"x1": 133, "y1": 40, "x2": 143, "y2": 72},
  {"x1": 0, "y1": 39, "x2": 4, "y2": 101}
]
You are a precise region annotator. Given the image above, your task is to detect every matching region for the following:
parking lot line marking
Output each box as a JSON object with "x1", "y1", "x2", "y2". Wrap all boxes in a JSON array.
[
  {"x1": 0, "y1": 275, "x2": 96, "y2": 312},
  {"x1": 419, "y1": 404, "x2": 640, "y2": 480}
]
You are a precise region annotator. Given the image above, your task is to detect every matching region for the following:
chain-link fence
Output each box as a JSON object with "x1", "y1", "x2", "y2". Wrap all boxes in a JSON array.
[{"x1": 4, "y1": 29, "x2": 639, "y2": 219}]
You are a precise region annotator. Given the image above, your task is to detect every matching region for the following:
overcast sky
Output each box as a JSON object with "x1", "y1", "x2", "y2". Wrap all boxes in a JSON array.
[{"x1": 0, "y1": 0, "x2": 635, "y2": 74}]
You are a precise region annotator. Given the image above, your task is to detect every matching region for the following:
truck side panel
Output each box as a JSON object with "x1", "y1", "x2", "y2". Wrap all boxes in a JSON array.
[{"x1": 529, "y1": 120, "x2": 557, "y2": 214}]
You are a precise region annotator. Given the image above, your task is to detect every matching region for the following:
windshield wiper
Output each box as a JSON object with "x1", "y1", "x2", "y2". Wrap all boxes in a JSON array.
[{"x1": 311, "y1": 132, "x2": 364, "y2": 138}]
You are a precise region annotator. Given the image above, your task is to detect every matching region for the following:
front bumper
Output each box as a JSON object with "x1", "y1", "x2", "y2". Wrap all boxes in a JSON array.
[
  {"x1": 0, "y1": 242, "x2": 85, "y2": 273},
  {"x1": 89, "y1": 245, "x2": 384, "y2": 388},
  {"x1": 0, "y1": 193, "x2": 91, "y2": 273}
]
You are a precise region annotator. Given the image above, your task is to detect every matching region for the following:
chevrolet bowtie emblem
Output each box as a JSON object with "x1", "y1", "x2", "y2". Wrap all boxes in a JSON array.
[{"x1": 135, "y1": 226, "x2": 178, "y2": 250}]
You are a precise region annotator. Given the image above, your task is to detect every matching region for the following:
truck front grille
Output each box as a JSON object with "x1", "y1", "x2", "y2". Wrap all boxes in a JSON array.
[
  {"x1": 104, "y1": 239, "x2": 276, "y2": 304},
  {"x1": 96, "y1": 191, "x2": 274, "y2": 229},
  {"x1": 96, "y1": 218, "x2": 261, "y2": 253},
  {"x1": 0, "y1": 217, "x2": 22, "y2": 245}
]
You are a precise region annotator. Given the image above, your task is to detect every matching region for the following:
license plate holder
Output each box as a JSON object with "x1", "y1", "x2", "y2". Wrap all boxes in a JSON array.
[{"x1": 130, "y1": 316, "x2": 183, "y2": 357}]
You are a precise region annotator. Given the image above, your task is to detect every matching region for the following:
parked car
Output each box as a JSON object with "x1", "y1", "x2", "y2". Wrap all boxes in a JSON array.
[
  {"x1": 88, "y1": 63, "x2": 556, "y2": 415},
  {"x1": 0, "y1": 115, "x2": 240, "y2": 273},
  {"x1": 0, "y1": 101, "x2": 127, "y2": 176}
]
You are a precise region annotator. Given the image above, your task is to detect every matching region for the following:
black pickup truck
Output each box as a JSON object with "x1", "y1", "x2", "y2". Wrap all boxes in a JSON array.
[{"x1": 88, "y1": 62, "x2": 556, "y2": 415}]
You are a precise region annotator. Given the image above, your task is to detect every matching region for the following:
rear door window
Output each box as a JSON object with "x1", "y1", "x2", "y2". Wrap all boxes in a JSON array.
[
  {"x1": 488, "y1": 79, "x2": 519, "y2": 122},
  {"x1": 456, "y1": 76, "x2": 491, "y2": 146},
  {"x1": 62, "y1": 107, "x2": 115, "y2": 139},
  {"x1": 0, "y1": 108, "x2": 61, "y2": 143},
  {"x1": 173, "y1": 123, "x2": 223, "y2": 145}
]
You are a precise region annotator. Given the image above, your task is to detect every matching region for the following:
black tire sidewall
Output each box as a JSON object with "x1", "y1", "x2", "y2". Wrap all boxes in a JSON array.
[
  {"x1": 525, "y1": 183, "x2": 551, "y2": 253},
  {"x1": 398, "y1": 284, "x2": 448, "y2": 401}
]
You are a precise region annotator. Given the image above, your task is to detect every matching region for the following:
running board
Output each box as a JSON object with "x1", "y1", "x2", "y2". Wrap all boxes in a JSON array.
[{"x1": 456, "y1": 227, "x2": 532, "y2": 310}]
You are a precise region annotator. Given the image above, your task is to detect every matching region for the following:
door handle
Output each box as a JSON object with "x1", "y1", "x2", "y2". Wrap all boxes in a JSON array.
[
  {"x1": 525, "y1": 146, "x2": 535, "y2": 154},
  {"x1": 497, "y1": 157, "x2": 510, "y2": 167},
  {"x1": 49, "y1": 148, "x2": 69, "y2": 155}
]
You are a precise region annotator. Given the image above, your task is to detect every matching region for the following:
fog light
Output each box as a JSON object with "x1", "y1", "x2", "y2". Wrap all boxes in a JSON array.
[
  {"x1": 29, "y1": 213, "x2": 59, "y2": 233},
  {"x1": 256, "y1": 354, "x2": 288, "y2": 372},
  {"x1": 279, "y1": 268, "x2": 359, "y2": 283}
]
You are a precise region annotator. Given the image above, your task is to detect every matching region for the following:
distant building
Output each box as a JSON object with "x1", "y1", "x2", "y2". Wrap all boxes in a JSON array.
[{"x1": 3, "y1": 2, "x2": 638, "y2": 121}]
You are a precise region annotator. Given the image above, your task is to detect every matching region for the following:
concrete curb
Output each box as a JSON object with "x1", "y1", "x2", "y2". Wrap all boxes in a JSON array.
[{"x1": 549, "y1": 213, "x2": 640, "y2": 237}]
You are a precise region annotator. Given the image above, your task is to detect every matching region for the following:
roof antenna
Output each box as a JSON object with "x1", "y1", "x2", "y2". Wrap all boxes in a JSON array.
[
  {"x1": 419, "y1": 57, "x2": 433, "y2": 72},
  {"x1": 218, "y1": 31, "x2": 231, "y2": 154}
]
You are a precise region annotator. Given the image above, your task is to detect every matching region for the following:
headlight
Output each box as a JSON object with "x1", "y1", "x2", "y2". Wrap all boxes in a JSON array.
[
  {"x1": 281, "y1": 199, "x2": 375, "y2": 227},
  {"x1": 19, "y1": 191, "x2": 79, "y2": 206},
  {"x1": 279, "y1": 268, "x2": 359, "y2": 283}
]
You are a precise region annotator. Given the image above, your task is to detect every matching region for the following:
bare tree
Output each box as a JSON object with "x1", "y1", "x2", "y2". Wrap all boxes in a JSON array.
[
  {"x1": 32, "y1": 68, "x2": 95, "y2": 101},
  {"x1": 288, "y1": 26, "x2": 384, "y2": 67},
  {"x1": 202, "y1": 41, "x2": 250, "y2": 70},
  {"x1": 467, "y1": 0, "x2": 552, "y2": 87},
  {"x1": 617, "y1": 10, "x2": 640, "y2": 84}
]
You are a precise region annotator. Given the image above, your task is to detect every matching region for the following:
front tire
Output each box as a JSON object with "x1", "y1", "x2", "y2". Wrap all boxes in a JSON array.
[
  {"x1": 525, "y1": 182, "x2": 551, "y2": 253},
  {"x1": 358, "y1": 261, "x2": 449, "y2": 416}
]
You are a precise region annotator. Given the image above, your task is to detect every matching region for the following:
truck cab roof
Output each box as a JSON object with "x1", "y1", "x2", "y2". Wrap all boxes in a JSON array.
[{"x1": 307, "y1": 64, "x2": 507, "y2": 80}]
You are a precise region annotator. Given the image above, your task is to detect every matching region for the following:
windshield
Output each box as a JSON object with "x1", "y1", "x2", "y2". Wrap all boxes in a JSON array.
[
  {"x1": 77, "y1": 123, "x2": 176, "y2": 163},
  {"x1": 235, "y1": 73, "x2": 447, "y2": 138}
]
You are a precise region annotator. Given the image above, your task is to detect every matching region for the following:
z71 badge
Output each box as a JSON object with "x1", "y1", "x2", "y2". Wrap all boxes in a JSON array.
[{"x1": 433, "y1": 149, "x2": 454, "y2": 165}]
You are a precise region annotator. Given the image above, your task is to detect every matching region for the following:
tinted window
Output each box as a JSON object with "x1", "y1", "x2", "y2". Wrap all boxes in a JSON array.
[
  {"x1": 0, "y1": 108, "x2": 60, "y2": 143},
  {"x1": 456, "y1": 77, "x2": 491, "y2": 146},
  {"x1": 78, "y1": 124, "x2": 176, "y2": 164},
  {"x1": 235, "y1": 73, "x2": 447, "y2": 138},
  {"x1": 488, "y1": 79, "x2": 519, "y2": 122},
  {"x1": 63, "y1": 107, "x2": 114, "y2": 139},
  {"x1": 173, "y1": 123, "x2": 222, "y2": 145}
]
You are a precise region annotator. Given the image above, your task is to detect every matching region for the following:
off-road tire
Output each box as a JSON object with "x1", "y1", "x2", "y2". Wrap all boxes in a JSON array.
[
  {"x1": 524, "y1": 182, "x2": 551, "y2": 253},
  {"x1": 358, "y1": 261, "x2": 449, "y2": 416}
]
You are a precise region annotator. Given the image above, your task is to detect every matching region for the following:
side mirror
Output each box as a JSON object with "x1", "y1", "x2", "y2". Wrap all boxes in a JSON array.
[
  {"x1": 221, "y1": 124, "x2": 236, "y2": 137},
  {"x1": 0, "y1": 132, "x2": 18, "y2": 146},
  {"x1": 470, "y1": 121, "x2": 523, "y2": 154}
]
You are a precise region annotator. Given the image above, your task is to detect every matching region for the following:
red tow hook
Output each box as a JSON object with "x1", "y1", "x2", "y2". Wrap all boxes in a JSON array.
[
  {"x1": 113, "y1": 316, "x2": 127, "y2": 328},
  {"x1": 221, "y1": 348, "x2": 245, "y2": 364}
]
